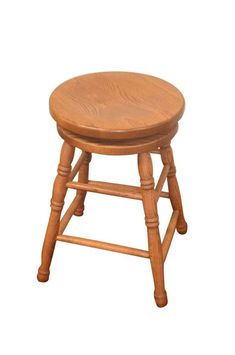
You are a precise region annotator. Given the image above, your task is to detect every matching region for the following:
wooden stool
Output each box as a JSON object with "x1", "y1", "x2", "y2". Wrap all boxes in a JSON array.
[{"x1": 37, "y1": 72, "x2": 188, "y2": 307}]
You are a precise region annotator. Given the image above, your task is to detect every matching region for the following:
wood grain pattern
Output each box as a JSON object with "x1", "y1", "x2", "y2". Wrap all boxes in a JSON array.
[
  {"x1": 50, "y1": 72, "x2": 185, "y2": 140},
  {"x1": 37, "y1": 71, "x2": 188, "y2": 308},
  {"x1": 57, "y1": 124, "x2": 178, "y2": 155}
]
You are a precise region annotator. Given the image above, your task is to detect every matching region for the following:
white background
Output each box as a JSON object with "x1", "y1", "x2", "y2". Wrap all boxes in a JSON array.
[{"x1": 1, "y1": 0, "x2": 235, "y2": 354}]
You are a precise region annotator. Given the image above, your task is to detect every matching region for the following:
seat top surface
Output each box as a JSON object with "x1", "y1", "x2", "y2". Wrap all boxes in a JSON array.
[{"x1": 50, "y1": 72, "x2": 185, "y2": 140}]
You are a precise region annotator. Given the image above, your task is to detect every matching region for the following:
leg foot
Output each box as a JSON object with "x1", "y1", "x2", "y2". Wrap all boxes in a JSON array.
[
  {"x1": 74, "y1": 208, "x2": 84, "y2": 216},
  {"x1": 177, "y1": 222, "x2": 188, "y2": 235},
  {"x1": 37, "y1": 269, "x2": 50, "y2": 282},
  {"x1": 154, "y1": 290, "x2": 168, "y2": 307}
]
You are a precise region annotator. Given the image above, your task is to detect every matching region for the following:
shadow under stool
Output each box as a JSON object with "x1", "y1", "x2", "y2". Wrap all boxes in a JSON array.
[{"x1": 37, "y1": 72, "x2": 188, "y2": 307}]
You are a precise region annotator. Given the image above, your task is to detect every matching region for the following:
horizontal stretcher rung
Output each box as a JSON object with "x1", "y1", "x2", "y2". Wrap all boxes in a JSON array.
[
  {"x1": 67, "y1": 180, "x2": 142, "y2": 199},
  {"x1": 159, "y1": 191, "x2": 169, "y2": 198},
  {"x1": 57, "y1": 235, "x2": 150, "y2": 258},
  {"x1": 66, "y1": 180, "x2": 169, "y2": 200}
]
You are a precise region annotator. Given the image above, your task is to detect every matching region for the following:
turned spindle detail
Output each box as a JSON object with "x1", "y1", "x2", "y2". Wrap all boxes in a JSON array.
[
  {"x1": 74, "y1": 152, "x2": 92, "y2": 216},
  {"x1": 37, "y1": 142, "x2": 75, "y2": 282},
  {"x1": 138, "y1": 153, "x2": 167, "y2": 307},
  {"x1": 160, "y1": 145, "x2": 187, "y2": 234},
  {"x1": 37, "y1": 72, "x2": 188, "y2": 308}
]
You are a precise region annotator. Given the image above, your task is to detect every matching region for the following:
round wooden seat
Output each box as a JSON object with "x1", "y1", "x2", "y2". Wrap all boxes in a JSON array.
[{"x1": 50, "y1": 72, "x2": 185, "y2": 142}]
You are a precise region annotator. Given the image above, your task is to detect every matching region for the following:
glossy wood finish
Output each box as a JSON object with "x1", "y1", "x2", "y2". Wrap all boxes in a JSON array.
[
  {"x1": 57, "y1": 235, "x2": 150, "y2": 258},
  {"x1": 57, "y1": 124, "x2": 178, "y2": 155},
  {"x1": 138, "y1": 153, "x2": 167, "y2": 307},
  {"x1": 37, "y1": 142, "x2": 75, "y2": 282},
  {"x1": 67, "y1": 180, "x2": 142, "y2": 200},
  {"x1": 50, "y1": 72, "x2": 185, "y2": 140},
  {"x1": 38, "y1": 72, "x2": 187, "y2": 308},
  {"x1": 67, "y1": 180, "x2": 169, "y2": 201}
]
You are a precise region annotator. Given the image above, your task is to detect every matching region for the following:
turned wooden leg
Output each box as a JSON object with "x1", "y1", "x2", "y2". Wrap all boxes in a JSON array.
[
  {"x1": 138, "y1": 153, "x2": 167, "y2": 307},
  {"x1": 74, "y1": 152, "x2": 92, "y2": 216},
  {"x1": 160, "y1": 145, "x2": 187, "y2": 234},
  {"x1": 37, "y1": 142, "x2": 75, "y2": 282}
]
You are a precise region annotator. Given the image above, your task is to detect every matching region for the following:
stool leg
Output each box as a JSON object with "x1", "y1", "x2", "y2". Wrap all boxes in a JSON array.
[
  {"x1": 160, "y1": 145, "x2": 187, "y2": 234},
  {"x1": 138, "y1": 153, "x2": 167, "y2": 307},
  {"x1": 74, "y1": 152, "x2": 92, "y2": 216},
  {"x1": 37, "y1": 142, "x2": 75, "y2": 282}
]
